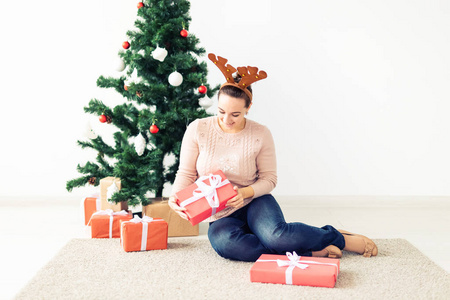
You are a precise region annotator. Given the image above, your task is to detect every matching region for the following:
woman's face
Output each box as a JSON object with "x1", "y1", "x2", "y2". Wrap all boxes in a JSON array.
[{"x1": 217, "y1": 94, "x2": 250, "y2": 133}]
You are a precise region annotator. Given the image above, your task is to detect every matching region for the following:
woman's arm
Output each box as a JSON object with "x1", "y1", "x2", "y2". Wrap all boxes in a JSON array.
[{"x1": 250, "y1": 126, "x2": 277, "y2": 198}]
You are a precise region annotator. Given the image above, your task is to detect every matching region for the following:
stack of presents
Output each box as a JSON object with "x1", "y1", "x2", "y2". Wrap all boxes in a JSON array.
[{"x1": 83, "y1": 171, "x2": 340, "y2": 288}]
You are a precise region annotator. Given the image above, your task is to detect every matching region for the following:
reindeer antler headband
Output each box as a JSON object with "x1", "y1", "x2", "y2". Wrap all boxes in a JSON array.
[{"x1": 208, "y1": 53, "x2": 267, "y2": 102}]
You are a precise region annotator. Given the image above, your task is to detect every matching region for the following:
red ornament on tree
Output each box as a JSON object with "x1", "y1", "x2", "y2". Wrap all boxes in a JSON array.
[
  {"x1": 180, "y1": 29, "x2": 188, "y2": 38},
  {"x1": 198, "y1": 85, "x2": 207, "y2": 94},
  {"x1": 137, "y1": 2, "x2": 144, "y2": 9},
  {"x1": 149, "y1": 124, "x2": 159, "y2": 134},
  {"x1": 99, "y1": 114, "x2": 107, "y2": 123},
  {"x1": 122, "y1": 41, "x2": 130, "y2": 49},
  {"x1": 124, "y1": 84, "x2": 128, "y2": 91}
]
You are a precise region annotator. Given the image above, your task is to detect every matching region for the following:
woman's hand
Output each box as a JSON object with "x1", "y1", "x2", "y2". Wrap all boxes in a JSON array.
[
  {"x1": 168, "y1": 196, "x2": 189, "y2": 220},
  {"x1": 225, "y1": 186, "x2": 247, "y2": 209}
]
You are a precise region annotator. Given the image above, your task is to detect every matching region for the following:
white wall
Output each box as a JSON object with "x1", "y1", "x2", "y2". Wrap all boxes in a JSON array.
[{"x1": 0, "y1": 0, "x2": 448, "y2": 197}]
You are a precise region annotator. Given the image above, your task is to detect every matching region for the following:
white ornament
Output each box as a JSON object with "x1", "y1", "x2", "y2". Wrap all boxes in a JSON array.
[
  {"x1": 106, "y1": 180, "x2": 119, "y2": 203},
  {"x1": 134, "y1": 133, "x2": 146, "y2": 156},
  {"x1": 199, "y1": 97, "x2": 213, "y2": 109},
  {"x1": 151, "y1": 47, "x2": 168, "y2": 62},
  {"x1": 114, "y1": 57, "x2": 126, "y2": 72},
  {"x1": 168, "y1": 71, "x2": 183, "y2": 86}
]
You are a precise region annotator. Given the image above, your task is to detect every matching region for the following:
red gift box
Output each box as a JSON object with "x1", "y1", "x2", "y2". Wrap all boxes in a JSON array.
[
  {"x1": 250, "y1": 252, "x2": 340, "y2": 288},
  {"x1": 89, "y1": 209, "x2": 132, "y2": 238},
  {"x1": 120, "y1": 216, "x2": 168, "y2": 252},
  {"x1": 83, "y1": 197, "x2": 101, "y2": 225},
  {"x1": 175, "y1": 170, "x2": 237, "y2": 225}
]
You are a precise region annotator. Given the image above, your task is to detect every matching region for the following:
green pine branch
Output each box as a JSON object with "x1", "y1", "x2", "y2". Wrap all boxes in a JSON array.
[
  {"x1": 66, "y1": 176, "x2": 93, "y2": 192},
  {"x1": 96, "y1": 153, "x2": 114, "y2": 174},
  {"x1": 66, "y1": 160, "x2": 110, "y2": 192},
  {"x1": 96, "y1": 76, "x2": 127, "y2": 95},
  {"x1": 77, "y1": 136, "x2": 115, "y2": 157},
  {"x1": 84, "y1": 99, "x2": 113, "y2": 116},
  {"x1": 111, "y1": 104, "x2": 139, "y2": 136}
]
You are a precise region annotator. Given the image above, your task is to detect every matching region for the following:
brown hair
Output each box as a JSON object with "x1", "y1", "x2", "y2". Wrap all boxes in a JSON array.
[{"x1": 218, "y1": 74, "x2": 253, "y2": 108}]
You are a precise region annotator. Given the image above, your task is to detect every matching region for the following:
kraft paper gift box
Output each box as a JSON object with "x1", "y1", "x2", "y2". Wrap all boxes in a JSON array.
[
  {"x1": 142, "y1": 199, "x2": 199, "y2": 237},
  {"x1": 120, "y1": 216, "x2": 168, "y2": 252},
  {"x1": 99, "y1": 177, "x2": 128, "y2": 211},
  {"x1": 250, "y1": 252, "x2": 340, "y2": 288},
  {"x1": 89, "y1": 209, "x2": 132, "y2": 238},
  {"x1": 83, "y1": 197, "x2": 101, "y2": 225},
  {"x1": 175, "y1": 170, "x2": 237, "y2": 226}
]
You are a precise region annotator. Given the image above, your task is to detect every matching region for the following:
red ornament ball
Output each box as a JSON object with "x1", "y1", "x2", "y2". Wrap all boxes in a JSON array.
[
  {"x1": 122, "y1": 41, "x2": 130, "y2": 49},
  {"x1": 180, "y1": 29, "x2": 189, "y2": 38},
  {"x1": 124, "y1": 84, "x2": 128, "y2": 91},
  {"x1": 99, "y1": 115, "x2": 107, "y2": 123},
  {"x1": 198, "y1": 85, "x2": 207, "y2": 94},
  {"x1": 150, "y1": 124, "x2": 160, "y2": 134},
  {"x1": 137, "y1": 2, "x2": 144, "y2": 9}
]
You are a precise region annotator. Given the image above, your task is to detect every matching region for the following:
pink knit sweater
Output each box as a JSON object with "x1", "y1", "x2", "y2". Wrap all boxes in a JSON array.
[{"x1": 171, "y1": 116, "x2": 277, "y2": 221}]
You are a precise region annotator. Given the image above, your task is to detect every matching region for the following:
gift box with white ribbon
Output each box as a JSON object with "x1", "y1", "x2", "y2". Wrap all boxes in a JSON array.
[
  {"x1": 89, "y1": 209, "x2": 132, "y2": 238},
  {"x1": 175, "y1": 170, "x2": 237, "y2": 225},
  {"x1": 120, "y1": 215, "x2": 168, "y2": 252},
  {"x1": 250, "y1": 252, "x2": 340, "y2": 288}
]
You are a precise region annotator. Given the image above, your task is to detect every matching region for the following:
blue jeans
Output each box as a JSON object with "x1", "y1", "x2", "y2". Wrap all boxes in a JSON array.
[{"x1": 208, "y1": 194, "x2": 345, "y2": 262}]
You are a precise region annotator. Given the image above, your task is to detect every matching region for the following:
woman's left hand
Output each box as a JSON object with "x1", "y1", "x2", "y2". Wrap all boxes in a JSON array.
[{"x1": 225, "y1": 186, "x2": 246, "y2": 209}]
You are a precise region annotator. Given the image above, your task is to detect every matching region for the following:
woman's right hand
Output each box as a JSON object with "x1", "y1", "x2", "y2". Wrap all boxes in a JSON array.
[{"x1": 168, "y1": 196, "x2": 189, "y2": 221}]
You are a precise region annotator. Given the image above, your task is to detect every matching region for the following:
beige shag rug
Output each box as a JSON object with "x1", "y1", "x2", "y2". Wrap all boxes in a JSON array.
[{"x1": 15, "y1": 238, "x2": 450, "y2": 300}]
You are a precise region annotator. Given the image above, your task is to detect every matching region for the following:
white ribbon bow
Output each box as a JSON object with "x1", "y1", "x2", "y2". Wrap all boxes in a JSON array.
[
  {"x1": 179, "y1": 174, "x2": 230, "y2": 216},
  {"x1": 91, "y1": 209, "x2": 129, "y2": 238},
  {"x1": 129, "y1": 215, "x2": 154, "y2": 223},
  {"x1": 276, "y1": 252, "x2": 309, "y2": 269},
  {"x1": 277, "y1": 252, "x2": 309, "y2": 284},
  {"x1": 122, "y1": 215, "x2": 164, "y2": 251},
  {"x1": 258, "y1": 251, "x2": 339, "y2": 285}
]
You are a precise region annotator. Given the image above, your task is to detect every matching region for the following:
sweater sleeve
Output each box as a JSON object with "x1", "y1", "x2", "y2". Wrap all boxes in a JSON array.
[
  {"x1": 250, "y1": 126, "x2": 277, "y2": 198},
  {"x1": 170, "y1": 120, "x2": 199, "y2": 196}
]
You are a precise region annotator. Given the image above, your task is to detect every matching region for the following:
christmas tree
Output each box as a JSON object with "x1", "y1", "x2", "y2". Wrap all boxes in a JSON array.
[{"x1": 67, "y1": 0, "x2": 218, "y2": 206}]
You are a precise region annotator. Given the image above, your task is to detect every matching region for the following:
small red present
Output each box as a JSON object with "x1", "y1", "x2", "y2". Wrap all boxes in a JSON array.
[
  {"x1": 89, "y1": 209, "x2": 132, "y2": 238},
  {"x1": 175, "y1": 170, "x2": 237, "y2": 225},
  {"x1": 250, "y1": 252, "x2": 340, "y2": 288},
  {"x1": 120, "y1": 216, "x2": 168, "y2": 252},
  {"x1": 83, "y1": 197, "x2": 101, "y2": 225}
]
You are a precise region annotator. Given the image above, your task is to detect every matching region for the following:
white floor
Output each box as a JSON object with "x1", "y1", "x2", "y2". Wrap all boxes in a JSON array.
[{"x1": 1, "y1": 195, "x2": 449, "y2": 300}]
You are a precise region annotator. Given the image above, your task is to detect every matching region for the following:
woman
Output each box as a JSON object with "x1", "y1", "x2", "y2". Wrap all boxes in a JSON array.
[{"x1": 168, "y1": 54, "x2": 377, "y2": 262}]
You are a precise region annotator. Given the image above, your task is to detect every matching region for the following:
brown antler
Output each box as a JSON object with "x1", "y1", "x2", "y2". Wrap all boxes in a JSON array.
[
  {"x1": 208, "y1": 53, "x2": 268, "y2": 101},
  {"x1": 208, "y1": 53, "x2": 237, "y2": 84},
  {"x1": 236, "y1": 66, "x2": 268, "y2": 89}
]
